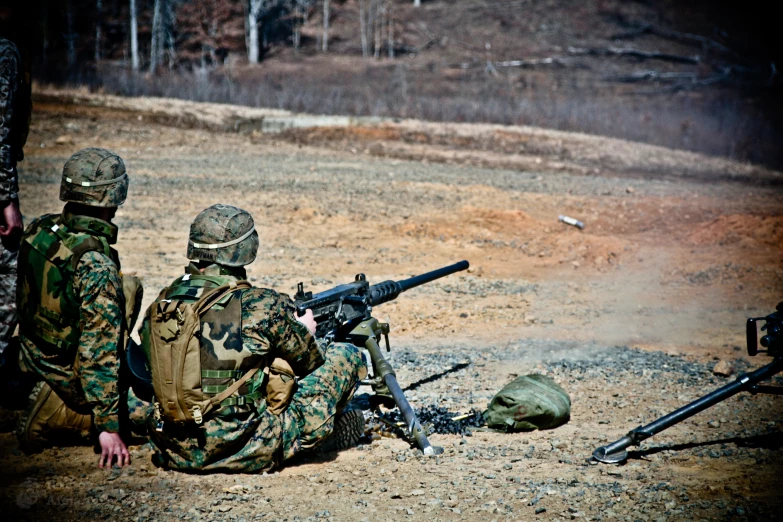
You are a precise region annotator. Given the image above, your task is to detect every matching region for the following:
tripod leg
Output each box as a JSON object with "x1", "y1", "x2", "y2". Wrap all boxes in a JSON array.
[{"x1": 592, "y1": 357, "x2": 783, "y2": 464}]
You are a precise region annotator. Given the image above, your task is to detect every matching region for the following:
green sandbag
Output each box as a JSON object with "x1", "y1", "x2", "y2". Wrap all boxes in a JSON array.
[{"x1": 483, "y1": 374, "x2": 571, "y2": 432}]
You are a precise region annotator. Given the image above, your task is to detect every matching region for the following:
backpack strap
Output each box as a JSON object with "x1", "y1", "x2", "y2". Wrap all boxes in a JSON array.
[
  {"x1": 209, "y1": 367, "x2": 261, "y2": 408},
  {"x1": 192, "y1": 279, "x2": 252, "y2": 315}
]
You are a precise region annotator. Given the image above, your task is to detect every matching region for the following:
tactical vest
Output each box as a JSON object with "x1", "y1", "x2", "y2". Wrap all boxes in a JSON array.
[
  {"x1": 142, "y1": 272, "x2": 267, "y2": 423},
  {"x1": 17, "y1": 213, "x2": 119, "y2": 356}
]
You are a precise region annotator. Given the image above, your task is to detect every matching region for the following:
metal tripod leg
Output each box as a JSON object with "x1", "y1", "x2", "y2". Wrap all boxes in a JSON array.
[
  {"x1": 347, "y1": 319, "x2": 444, "y2": 455},
  {"x1": 592, "y1": 356, "x2": 783, "y2": 464}
]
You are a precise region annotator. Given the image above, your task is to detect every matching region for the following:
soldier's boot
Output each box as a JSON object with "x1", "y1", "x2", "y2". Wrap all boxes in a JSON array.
[
  {"x1": 317, "y1": 409, "x2": 365, "y2": 453},
  {"x1": 16, "y1": 382, "x2": 92, "y2": 454},
  {"x1": 122, "y1": 275, "x2": 143, "y2": 333}
]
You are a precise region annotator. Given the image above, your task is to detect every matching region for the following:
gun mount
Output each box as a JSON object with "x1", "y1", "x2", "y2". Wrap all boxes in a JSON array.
[
  {"x1": 593, "y1": 301, "x2": 783, "y2": 464},
  {"x1": 294, "y1": 261, "x2": 470, "y2": 455}
]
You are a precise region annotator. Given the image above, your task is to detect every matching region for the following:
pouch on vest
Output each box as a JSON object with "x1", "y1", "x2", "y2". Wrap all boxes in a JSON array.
[
  {"x1": 483, "y1": 374, "x2": 571, "y2": 432},
  {"x1": 149, "y1": 280, "x2": 257, "y2": 426},
  {"x1": 266, "y1": 358, "x2": 297, "y2": 415}
]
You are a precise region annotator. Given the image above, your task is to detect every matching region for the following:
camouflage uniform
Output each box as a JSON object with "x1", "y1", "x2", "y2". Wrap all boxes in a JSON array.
[
  {"x1": 142, "y1": 263, "x2": 364, "y2": 472},
  {"x1": 140, "y1": 204, "x2": 365, "y2": 472},
  {"x1": 17, "y1": 211, "x2": 128, "y2": 434},
  {"x1": 0, "y1": 38, "x2": 31, "y2": 355},
  {"x1": 15, "y1": 148, "x2": 147, "y2": 449}
]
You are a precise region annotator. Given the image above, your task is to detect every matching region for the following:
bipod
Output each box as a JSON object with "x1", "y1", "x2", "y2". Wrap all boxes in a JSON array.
[{"x1": 592, "y1": 356, "x2": 783, "y2": 464}]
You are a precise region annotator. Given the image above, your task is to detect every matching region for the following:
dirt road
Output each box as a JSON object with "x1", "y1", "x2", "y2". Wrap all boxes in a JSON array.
[{"x1": 2, "y1": 94, "x2": 782, "y2": 521}]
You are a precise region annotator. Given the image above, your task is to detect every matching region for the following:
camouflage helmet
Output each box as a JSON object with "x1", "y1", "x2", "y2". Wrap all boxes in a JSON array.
[
  {"x1": 59, "y1": 148, "x2": 129, "y2": 207},
  {"x1": 187, "y1": 204, "x2": 259, "y2": 267}
]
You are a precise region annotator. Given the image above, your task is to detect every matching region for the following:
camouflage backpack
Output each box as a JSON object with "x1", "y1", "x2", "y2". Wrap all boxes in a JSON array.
[
  {"x1": 144, "y1": 272, "x2": 298, "y2": 428},
  {"x1": 147, "y1": 276, "x2": 258, "y2": 426}
]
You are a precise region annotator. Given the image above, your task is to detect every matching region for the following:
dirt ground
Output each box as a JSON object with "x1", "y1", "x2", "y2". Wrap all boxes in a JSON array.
[{"x1": 1, "y1": 94, "x2": 782, "y2": 521}]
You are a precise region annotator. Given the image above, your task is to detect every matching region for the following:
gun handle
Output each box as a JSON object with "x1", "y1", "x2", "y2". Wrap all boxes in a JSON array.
[{"x1": 364, "y1": 337, "x2": 443, "y2": 456}]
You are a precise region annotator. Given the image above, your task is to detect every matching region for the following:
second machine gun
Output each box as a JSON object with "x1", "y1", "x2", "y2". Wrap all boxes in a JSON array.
[{"x1": 294, "y1": 260, "x2": 470, "y2": 455}]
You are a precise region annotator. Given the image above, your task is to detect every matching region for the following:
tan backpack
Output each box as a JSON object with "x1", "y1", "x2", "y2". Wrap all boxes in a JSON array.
[{"x1": 149, "y1": 280, "x2": 259, "y2": 426}]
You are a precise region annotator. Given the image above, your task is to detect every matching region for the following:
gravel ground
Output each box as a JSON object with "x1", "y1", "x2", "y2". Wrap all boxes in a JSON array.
[{"x1": 2, "y1": 96, "x2": 782, "y2": 522}]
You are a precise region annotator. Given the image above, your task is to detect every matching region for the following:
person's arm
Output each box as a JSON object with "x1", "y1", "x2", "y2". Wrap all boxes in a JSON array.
[
  {"x1": 0, "y1": 42, "x2": 23, "y2": 239},
  {"x1": 241, "y1": 289, "x2": 324, "y2": 376},
  {"x1": 73, "y1": 250, "x2": 130, "y2": 467}
]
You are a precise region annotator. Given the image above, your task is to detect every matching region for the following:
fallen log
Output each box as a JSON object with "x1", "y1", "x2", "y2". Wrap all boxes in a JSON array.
[{"x1": 568, "y1": 46, "x2": 700, "y2": 64}]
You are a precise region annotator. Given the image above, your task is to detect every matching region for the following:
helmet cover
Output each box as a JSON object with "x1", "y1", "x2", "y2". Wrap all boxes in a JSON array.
[
  {"x1": 59, "y1": 147, "x2": 128, "y2": 207},
  {"x1": 187, "y1": 204, "x2": 259, "y2": 267}
]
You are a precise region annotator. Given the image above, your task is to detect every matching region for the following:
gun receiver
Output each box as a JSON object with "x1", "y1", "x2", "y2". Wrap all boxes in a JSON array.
[
  {"x1": 294, "y1": 260, "x2": 469, "y2": 340},
  {"x1": 293, "y1": 260, "x2": 469, "y2": 454}
]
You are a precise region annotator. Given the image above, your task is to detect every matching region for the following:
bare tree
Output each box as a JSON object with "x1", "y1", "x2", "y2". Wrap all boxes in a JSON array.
[
  {"x1": 150, "y1": 0, "x2": 165, "y2": 71},
  {"x1": 387, "y1": 0, "x2": 394, "y2": 59},
  {"x1": 130, "y1": 0, "x2": 139, "y2": 70},
  {"x1": 373, "y1": 0, "x2": 384, "y2": 59},
  {"x1": 321, "y1": 0, "x2": 329, "y2": 52},
  {"x1": 247, "y1": 0, "x2": 265, "y2": 63},
  {"x1": 359, "y1": 0, "x2": 368, "y2": 58},
  {"x1": 65, "y1": 0, "x2": 77, "y2": 67},
  {"x1": 95, "y1": 0, "x2": 102, "y2": 62},
  {"x1": 165, "y1": 0, "x2": 176, "y2": 69}
]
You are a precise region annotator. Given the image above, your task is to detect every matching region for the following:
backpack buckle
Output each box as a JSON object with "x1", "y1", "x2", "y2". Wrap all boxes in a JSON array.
[
  {"x1": 153, "y1": 402, "x2": 165, "y2": 432},
  {"x1": 192, "y1": 406, "x2": 203, "y2": 425}
]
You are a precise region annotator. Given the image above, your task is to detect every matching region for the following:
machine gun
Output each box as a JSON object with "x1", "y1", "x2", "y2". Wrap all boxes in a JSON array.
[
  {"x1": 294, "y1": 260, "x2": 470, "y2": 455},
  {"x1": 593, "y1": 302, "x2": 783, "y2": 464}
]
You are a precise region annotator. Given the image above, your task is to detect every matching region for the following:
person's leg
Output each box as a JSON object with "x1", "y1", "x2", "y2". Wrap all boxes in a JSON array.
[
  {"x1": 0, "y1": 240, "x2": 17, "y2": 356},
  {"x1": 124, "y1": 386, "x2": 151, "y2": 438},
  {"x1": 281, "y1": 342, "x2": 365, "y2": 460},
  {"x1": 16, "y1": 381, "x2": 92, "y2": 453}
]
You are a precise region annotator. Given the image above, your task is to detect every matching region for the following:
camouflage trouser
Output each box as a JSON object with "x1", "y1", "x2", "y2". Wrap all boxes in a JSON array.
[
  {"x1": 0, "y1": 239, "x2": 17, "y2": 355},
  {"x1": 150, "y1": 342, "x2": 365, "y2": 473}
]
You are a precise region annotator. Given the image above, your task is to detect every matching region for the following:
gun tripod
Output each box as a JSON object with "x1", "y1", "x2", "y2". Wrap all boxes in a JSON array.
[
  {"x1": 594, "y1": 303, "x2": 783, "y2": 464},
  {"x1": 593, "y1": 355, "x2": 783, "y2": 463}
]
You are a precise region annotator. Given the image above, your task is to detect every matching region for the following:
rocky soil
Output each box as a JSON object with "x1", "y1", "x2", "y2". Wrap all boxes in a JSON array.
[{"x1": 1, "y1": 94, "x2": 782, "y2": 521}]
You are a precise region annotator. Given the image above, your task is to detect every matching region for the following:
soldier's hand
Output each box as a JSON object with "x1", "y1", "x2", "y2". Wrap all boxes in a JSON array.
[
  {"x1": 0, "y1": 200, "x2": 23, "y2": 242},
  {"x1": 296, "y1": 308, "x2": 317, "y2": 336},
  {"x1": 98, "y1": 431, "x2": 131, "y2": 468}
]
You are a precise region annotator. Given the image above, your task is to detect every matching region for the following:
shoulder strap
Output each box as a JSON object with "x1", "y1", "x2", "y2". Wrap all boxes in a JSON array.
[
  {"x1": 69, "y1": 236, "x2": 110, "y2": 270},
  {"x1": 192, "y1": 279, "x2": 252, "y2": 316}
]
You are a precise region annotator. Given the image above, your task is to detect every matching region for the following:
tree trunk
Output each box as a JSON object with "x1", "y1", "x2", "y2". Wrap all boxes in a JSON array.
[
  {"x1": 165, "y1": 0, "x2": 176, "y2": 69},
  {"x1": 359, "y1": 0, "x2": 368, "y2": 58},
  {"x1": 130, "y1": 0, "x2": 139, "y2": 70},
  {"x1": 247, "y1": 0, "x2": 263, "y2": 64},
  {"x1": 322, "y1": 0, "x2": 330, "y2": 52},
  {"x1": 387, "y1": 1, "x2": 394, "y2": 59},
  {"x1": 65, "y1": 0, "x2": 76, "y2": 67},
  {"x1": 41, "y1": 0, "x2": 49, "y2": 68},
  {"x1": 374, "y1": 0, "x2": 382, "y2": 59},
  {"x1": 95, "y1": 0, "x2": 102, "y2": 62},
  {"x1": 150, "y1": 0, "x2": 164, "y2": 72}
]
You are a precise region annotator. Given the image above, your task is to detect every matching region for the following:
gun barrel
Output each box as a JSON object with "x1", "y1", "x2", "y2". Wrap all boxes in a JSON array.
[
  {"x1": 397, "y1": 260, "x2": 470, "y2": 292},
  {"x1": 368, "y1": 260, "x2": 469, "y2": 306}
]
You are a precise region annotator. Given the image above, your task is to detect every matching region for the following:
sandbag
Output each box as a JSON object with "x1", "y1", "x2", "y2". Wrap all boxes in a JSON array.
[{"x1": 483, "y1": 374, "x2": 571, "y2": 431}]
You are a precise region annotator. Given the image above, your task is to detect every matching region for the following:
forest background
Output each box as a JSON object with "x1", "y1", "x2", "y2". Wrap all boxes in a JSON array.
[{"x1": 3, "y1": 0, "x2": 782, "y2": 168}]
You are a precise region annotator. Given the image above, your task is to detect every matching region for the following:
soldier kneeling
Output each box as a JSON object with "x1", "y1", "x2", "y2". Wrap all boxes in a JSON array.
[
  {"x1": 15, "y1": 148, "x2": 148, "y2": 467},
  {"x1": 132, "y1": 204, "x2": 366, "y2": 472}
]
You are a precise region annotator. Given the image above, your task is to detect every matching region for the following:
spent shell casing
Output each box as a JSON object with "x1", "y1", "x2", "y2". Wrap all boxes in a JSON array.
[{"x1": 558, "y1": 215, "x2": 585, "y2": 230}]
